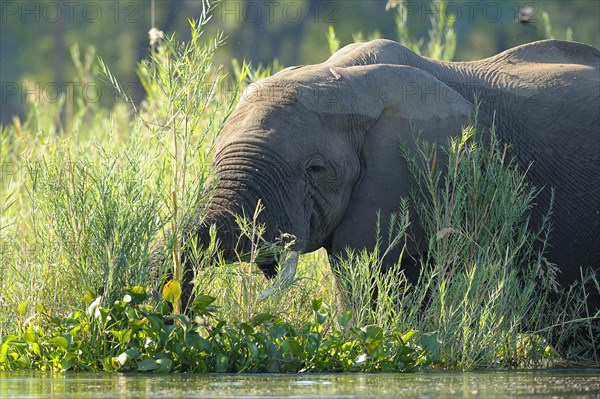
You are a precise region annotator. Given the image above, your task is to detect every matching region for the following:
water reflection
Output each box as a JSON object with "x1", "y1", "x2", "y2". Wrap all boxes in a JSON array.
[{"x1": 1, "y1": 370, "x2": 599, "y2": 398}]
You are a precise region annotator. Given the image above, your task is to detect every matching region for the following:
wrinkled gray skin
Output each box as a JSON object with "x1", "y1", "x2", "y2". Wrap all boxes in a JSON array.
[{"x1": 186, "y1": 39, "x2": 599, "y2": 312}]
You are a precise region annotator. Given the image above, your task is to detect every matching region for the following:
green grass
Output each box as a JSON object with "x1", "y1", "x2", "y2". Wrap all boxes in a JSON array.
[{"x1": 1, "y1": 11, "x2": 598, "y2": 372}]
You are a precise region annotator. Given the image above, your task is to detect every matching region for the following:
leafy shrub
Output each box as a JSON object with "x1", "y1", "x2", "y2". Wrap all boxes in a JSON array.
[{"x1": 0, "y1": 288, "x2": 435, "y2": 373}]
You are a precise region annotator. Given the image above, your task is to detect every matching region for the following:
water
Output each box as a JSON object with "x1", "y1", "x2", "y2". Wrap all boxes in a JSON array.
[{"x1": 2, "y1": 370, "x2": 600, "y2": 398}]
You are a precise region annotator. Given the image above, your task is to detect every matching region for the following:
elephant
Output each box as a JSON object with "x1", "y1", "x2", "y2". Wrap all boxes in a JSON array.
[{"x1": 171, "y1": 39, "x2": 599, "y2": 321}]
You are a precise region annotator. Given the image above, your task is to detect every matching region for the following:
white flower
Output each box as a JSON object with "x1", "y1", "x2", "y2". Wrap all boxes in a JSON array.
[
  {"x1": 87, "y1": 296, "x2": 102, "y2": 318},
  {"x1": 148, "y1": 27, "x2": 164, "y2": 46}
]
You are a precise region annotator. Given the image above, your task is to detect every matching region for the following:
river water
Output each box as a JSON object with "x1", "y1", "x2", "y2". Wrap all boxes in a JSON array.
[{"x1": 1, "y1": 370, "x2": 600, "y2": 398}]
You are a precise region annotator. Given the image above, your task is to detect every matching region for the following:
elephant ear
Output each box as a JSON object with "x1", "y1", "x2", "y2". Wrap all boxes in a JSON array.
[{"x1": 329, "y1": 64, "x2": 475, "y2": 275}]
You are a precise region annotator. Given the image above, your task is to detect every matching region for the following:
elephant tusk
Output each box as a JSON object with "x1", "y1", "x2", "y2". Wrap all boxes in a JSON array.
[
  {"x1": 258, "y1": 251, "x2": 299, "y2": 300},
  {"x1": 278, "y1": 250, "x2": 299, "y2": 280}
]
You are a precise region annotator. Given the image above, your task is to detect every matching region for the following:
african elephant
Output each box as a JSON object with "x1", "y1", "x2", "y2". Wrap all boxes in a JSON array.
[{"x1": 176, "y1": 39, "x2": 599, "y2": 314}]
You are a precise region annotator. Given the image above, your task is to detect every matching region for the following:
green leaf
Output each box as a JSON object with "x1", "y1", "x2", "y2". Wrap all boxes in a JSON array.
[
  {"x1": 124, "y1": 306, "x2": 139, "y2": 321},
  {"x1": 18, "y1": 301, "x2": 29, "y2": 317},
  {"x1": 128, "y1": 318, "x2": 148, "y2": 328},
  {"x1": 30, "y1": 343, "x2": 41, "y2": 357},
  {"x1": 363, "y1": 325, "x2": 383, "y2": 343},
  {"x1": 401, "y1": 330, "x2": 418, "y2": 344},
  {"x1": 339, "y1": 311, "x2": 352, "y2": 328},
  {"x1": 315, "y1": 312, "x2": 327, "y2": 325},
  {"x1": 155, "y1": 358, "x2": 173, "y2": 373},
  {"x1": 110, "y1": 329, "x2": 133, "y2": 344},
  {"x1": 246, "y1": 341, "x2": 259, "y2": 359},
  {"x1": 191, "y1": 294, "x2": 216, "y2": 311},
  {"x1": 167, "y1": 314, "x2": 191, "y2": 332},
  {"x1": 311, "y1": 298, "x2": 323, "y2": 312},
  {"x1": 1, "y1": 341, "x2": 10, "y2": 356},
  {"x1": 283, "y1": 338, "x2": 303, "y2": 357},
  {"x1": 113, "y1": 300, "x2": 127, "y2": 311},
  {"x1": 23, "y1": 324, "x2": 37, "y2": 344},
  {"x1": 269, "y1": 324, "x2": 288, "y2": 339},
  {"x1": 59, "y1": 358, "x2": 72, "y2": 370},
  {"x1": 81, "y1": 293, "x2": 95, "y2": 304},
  {"x1": 125, "y1": 286, "x2": 148, "y2": 302},
  {"x1": 419, "y1": 332, "x2": 441, "y2": 353},
  {"x1": 162, "y1": 280, "x2": 182, "y2": 303},
  {"x1": 126, "y1": 348, "x2": 140, "y2": 359},
  {"x1": 49, "y1": 336, "x2": 69, "y2": 350},
  {"x1": 156, "y1": 301, "x2": 171, "y2": 315},
  {"x1": 251, "y1": 313, "x2": 274, "y2": 326},
  {"x1": 216, "y1": 352, "x2": 229, "y2": 373},
  {"x1": 240, "y1": 323, "x2": 254, "y2": 335},
  {"x1": 137, "y1": 357, "x2": 160, "y2": 372},
  {"x1": 116, "y1": 348, "x2": 140, "y2": 366}
]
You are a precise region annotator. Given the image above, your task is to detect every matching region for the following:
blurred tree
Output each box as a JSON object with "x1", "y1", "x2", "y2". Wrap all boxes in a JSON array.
[{"x1": 1, "y1": 0, "x2": 598, "y2": 124}]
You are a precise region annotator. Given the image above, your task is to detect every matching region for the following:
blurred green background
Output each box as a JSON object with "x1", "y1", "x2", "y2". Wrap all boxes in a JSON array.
[{"x1": 1, "y1": 0, "x2": 599, "y2": 124}]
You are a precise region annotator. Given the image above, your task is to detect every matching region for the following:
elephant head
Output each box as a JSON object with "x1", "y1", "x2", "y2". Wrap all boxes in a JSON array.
[{"x1": 185, "y1": 40, "x2": 475, "y2": 293}]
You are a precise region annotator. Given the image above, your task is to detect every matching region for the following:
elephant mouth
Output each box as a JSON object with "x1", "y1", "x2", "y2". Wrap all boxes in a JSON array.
[{"x1": 256, "y1": 229, "x2": 304, "y2": 275}]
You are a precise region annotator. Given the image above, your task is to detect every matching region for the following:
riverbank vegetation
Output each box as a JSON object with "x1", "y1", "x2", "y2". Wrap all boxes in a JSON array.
[{"x1": 1, "y1": 5, "x2": 597, "y2": 373}]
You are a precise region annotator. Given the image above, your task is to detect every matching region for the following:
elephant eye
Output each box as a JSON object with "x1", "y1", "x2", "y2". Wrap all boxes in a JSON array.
[{"x1": 306, "y1": 158, "x2": 327, "y2": 175}]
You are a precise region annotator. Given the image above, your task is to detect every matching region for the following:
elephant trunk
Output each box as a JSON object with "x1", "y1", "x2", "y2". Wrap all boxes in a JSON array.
[
  {"x1": 185, "y1": 153, "x2": 307, "y2": 271},
  {"x1": 185, "y1": 180, "x2": 302, "y2": 297},
  {"x1": 191, "y1": 210, "x2": 246, "y2": 261},
  {"x1": 153, "y1": 148, "x2": 308, "y2": 305}
]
